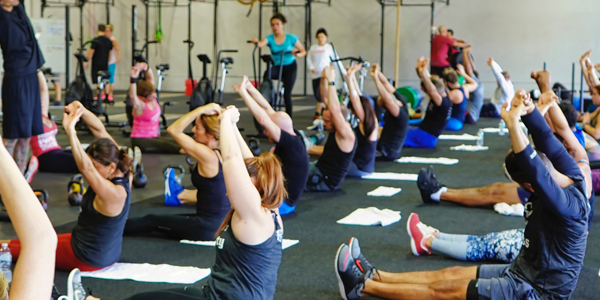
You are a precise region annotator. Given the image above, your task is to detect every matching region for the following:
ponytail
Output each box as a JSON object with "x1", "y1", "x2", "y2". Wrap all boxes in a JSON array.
[{"x1": 86, "y1": 138, "x2": 132, "y2": 176}]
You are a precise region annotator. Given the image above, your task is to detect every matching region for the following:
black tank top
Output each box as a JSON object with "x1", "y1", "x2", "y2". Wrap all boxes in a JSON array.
[
  {"x1": 353, "y1": 126, "x2": 376, "y2": 173},
  {"x1": 71, "y1": 177, "x2": 131, "y2": 268},
  {"x1": 379, "y1": 91, "x2": 410, "y2": 159},
  {"x1": 316, "y1": 133, "x2": 358, "y2": 190},
  {"x1": 207, "y1": 211, "x2": 282, "y2": 300},
  {"x1": 419, "y1": 95, "x2": 453, "y2": 137},
  {"x1": 450, "y1": 87, "x2": 468, "y2": 123},
  {"x1": 191, "y1": 150, "x2": 231, "y2": 220}
]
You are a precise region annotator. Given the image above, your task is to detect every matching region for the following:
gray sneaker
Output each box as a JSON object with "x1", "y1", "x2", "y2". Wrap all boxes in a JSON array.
[
  {"x1": 66, "y1": 268, "x2": 87, "y2": 300},
  {"x1": 335, "y1": 244, "x2": 364, "y2": 300}
]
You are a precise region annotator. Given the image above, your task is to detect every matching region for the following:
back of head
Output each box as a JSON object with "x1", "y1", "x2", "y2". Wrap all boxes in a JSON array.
[
  {"x1": 245, "y1": 152, "x2": 287, "y2": 209},
  {"x1": 442, "y1": 68, "x2": 459, "y2": 85},
  {"x1": 316, "y1": 27, "x2": 328, "y2": 37},
  {"x1": 558, "y1": 102, "x2": 578, "y2": 128},
  {"x1": 430, "y1": 75, "x2": 446, "y2": 95},
  {"x1": 271, "y1": 13, "x2": 287, "y2": 24},
  {"x1": 504, "y1": 150, "x2": 527, "y2": 185},
  {"x1": 86, "y1": 138, "x2": 132, "y2": 176},
  {"x1": 98, "y1": 24, "x2": 106, "y2": 32},
  {"x1": 200, "y1": 114, "x2": 220, "y2": 140},
  {"x1": 106, "y1": 24, "x2": 114, "y2": 31},
  {"x1": 271, "y1": 111, "x2": 294, "y2": 134},
  {"x1": 136, "y1": 80, "x2": 156, "y2": 98}
]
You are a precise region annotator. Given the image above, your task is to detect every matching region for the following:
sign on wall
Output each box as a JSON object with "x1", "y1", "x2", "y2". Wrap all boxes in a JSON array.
[{"x1": 31, "y1": 18, "x2": 66, "y2": 73}]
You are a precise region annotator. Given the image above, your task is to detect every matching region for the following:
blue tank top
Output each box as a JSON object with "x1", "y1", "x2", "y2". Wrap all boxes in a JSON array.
[
  {"x1": 450, "y1": 87, "x2": 468, "y2": 123},
  {"x1": 206, "y1": 211, "x2": 282, "y2": 300},
  {"x1": 71, "y1": 177, "x2": 131, "y2": 268},
  {"x1": 266, "y1": 33, "x2": 299, "y2": 66},
  {"x1": 191, "y1": 150, "x2": 231, "y2": 220}
]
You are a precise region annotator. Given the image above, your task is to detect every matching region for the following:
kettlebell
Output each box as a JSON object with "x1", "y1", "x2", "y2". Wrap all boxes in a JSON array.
[
  {"x1": 67, "y1": 174, "x2": 85, "y2": 206},
  {"x1": 249, "y1": 138, "x2": 261, "y2": 156},
  {"x1": 185, "y1": 156, "x2": 197, "y2": 173},
  {"x1": 163, "y1": 165, "x2": 186, "y2": 185},
  {"x1": 310, "y1": 132, "x2": 325, "y2": 146},
  {"x1": 33, "y1": 189, "x2": 49, "y2": 211},
  {"x1": 133, "y1": 163, "x2": 148, "y2": 188}
]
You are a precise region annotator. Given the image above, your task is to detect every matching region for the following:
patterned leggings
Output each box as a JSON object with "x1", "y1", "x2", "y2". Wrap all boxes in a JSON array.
[{"x1": 466, "y1": 228, "x2": 524, "y2": 262}]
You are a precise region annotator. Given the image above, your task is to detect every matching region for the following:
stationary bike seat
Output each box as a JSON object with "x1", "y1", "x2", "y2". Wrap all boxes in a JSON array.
[
  {"x1": 157, "y1": 64, "x2": 170, "y2": 71},
  {"x1": 75, "y1": 53, "x2": 88, "y2": 62},
  {"x1": 197, "y1": 54, "x2": 212, "y2": 64},
  {"x1": 221, "y1": 57, "x2": 234, "y2": 65},
  {"x1": 260, "y1": 55, "x2": 273, "y2": 64},
  {"x1": 97, "y1": 71, "x2": 111, "y2": 80}
]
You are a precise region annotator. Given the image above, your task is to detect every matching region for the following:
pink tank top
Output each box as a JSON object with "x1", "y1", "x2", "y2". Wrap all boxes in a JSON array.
[
  {"x1": 131, "y1": 99, "x2": 161, "y2": 138},
  {"x1": 30, "y1": 118, "x2": 61, "y2": 157}
]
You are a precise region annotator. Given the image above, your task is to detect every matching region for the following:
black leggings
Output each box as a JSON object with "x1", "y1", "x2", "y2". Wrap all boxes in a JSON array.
[
  {"x1": 312, "y1": 78, "x2": 322, "y2": 103},
  {"x1": 265, "y1": 61, "x2": 297, "y2": 118},
  {"x1": 131, "y1": 137, "x2": 181, "y2": 154},
  {"x1": 38, "y1": 149, "x2": 79, "y2": 173},
  {"x1": 124, "y1": 213, "x2": 220, "y2": 241},
  {"x1": 121, "y1": 287, "x2": 209, "y2": 300}
]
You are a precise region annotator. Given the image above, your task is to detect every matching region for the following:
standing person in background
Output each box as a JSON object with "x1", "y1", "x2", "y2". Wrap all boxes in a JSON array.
[
  {"x1": 85, "y1": 24, "x2": 113, "y2": 101},
  {"x1": 307, "y1": 28, "x2": 345, "y2": 119},
  {"x1": 430, "y1": 25, "x2": 470, "y2": 77},
  {"x1": 0, "y1": 0, "x2": 46, "y2": 173},
  {"x1": 250, "y1": 13, "x2": 306, "y2": 118},
  {"x1": 480, "y1": 58, "x2": 514, "y2": 118},
  {"x1": 105, "y1": 24, "x2": 120, "y2": 103}
]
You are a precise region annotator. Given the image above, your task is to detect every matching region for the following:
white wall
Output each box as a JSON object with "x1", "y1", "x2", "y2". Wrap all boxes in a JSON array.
[{"x1": 24, "y1": 0, "x2": 600, "y2": 97}]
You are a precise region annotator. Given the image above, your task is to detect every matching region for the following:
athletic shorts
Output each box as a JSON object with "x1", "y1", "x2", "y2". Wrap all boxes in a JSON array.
[
  {"x1": 467, "y1": 264, "x2": 539, "y2": 300},
  {"x1": 108, "y1": 64, "x2": 116, "y2": 84},
  {"x1": 1, "y1": 72, "x2": 43, "y2": 139},
  {"x1": 516, "y1": 187, "x2": 532, "y2": 205},
  {"x1": 91, "y1": 67, "x2": 108, "y2": 85},
  {"x1": 403, "y1": 127, "x2": 438, "y2": 148}
]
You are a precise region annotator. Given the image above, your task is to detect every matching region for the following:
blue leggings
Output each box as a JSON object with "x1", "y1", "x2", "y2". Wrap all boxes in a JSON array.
[{"x1": 445, "y1": 117, "x2": 464, "y2": 131}]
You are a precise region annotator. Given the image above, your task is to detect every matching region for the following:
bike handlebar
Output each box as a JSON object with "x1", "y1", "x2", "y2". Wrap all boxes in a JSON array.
[
  {"x1": 220, "y1": 49, "x2": 238, "y2": 53},
  {"x1": 183, "y1": 39, "x2": 195, "y2": 48}
]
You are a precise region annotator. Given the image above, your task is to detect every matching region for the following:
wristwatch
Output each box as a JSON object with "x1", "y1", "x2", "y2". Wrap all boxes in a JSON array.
[{"x1": 328, "y1": 81, "x2": 335, "y2": 86}]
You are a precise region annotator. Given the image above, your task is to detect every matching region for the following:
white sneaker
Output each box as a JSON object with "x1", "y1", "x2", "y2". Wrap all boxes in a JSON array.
[
  {"x1": 66, "y1": 268, "x2": 88, "y2": 300},
  {"x1": 307, "y1": 119, "x2": 323, "y2": 131}
]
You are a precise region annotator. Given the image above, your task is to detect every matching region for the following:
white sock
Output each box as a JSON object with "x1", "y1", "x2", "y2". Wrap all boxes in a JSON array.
[{"x1": 430, "y1": 187, "x2": 447, "y2": 201}]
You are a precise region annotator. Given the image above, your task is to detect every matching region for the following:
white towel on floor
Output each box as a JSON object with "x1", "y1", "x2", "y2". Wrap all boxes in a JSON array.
[
  {"x1": 80, "y1": 263, "x2": 210, "y2": 284},
  {"x1": 367, "y1": 186, "x2": 402, "y2": 197},
  {"x1": 439, "y1": 133, "x2": 479, "y2": 141},
  {"x1": 337, "y1": 207, "x2": 401, "y2": 227},
  {"x1": 494, "y1": 203, "x2": 525, "y2": 217},
  {"x1": 450, "y1": 144, "x2": 489, "y2": 151},
  {"x1": 361, "y1": 172, "x2": 418, "y2": 181},
  {"x1": 481, "y1": 127, "x2": 501, "y2": 133},
  {"x1": 395, "y1": 156, "x2": 459, "y2": 165},
  {"x1": 180, "y1": 239, "x2": 300, "y2": 250}
]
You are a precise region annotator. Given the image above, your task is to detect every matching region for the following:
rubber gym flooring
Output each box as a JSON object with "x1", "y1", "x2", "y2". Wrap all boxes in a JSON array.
[{"x1": 1, "y1": 93, "x2": 599, "y2": 299}]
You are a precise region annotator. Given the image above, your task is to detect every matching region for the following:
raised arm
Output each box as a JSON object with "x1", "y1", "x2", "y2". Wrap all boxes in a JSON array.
[
  {"x1": 66, "y1": 101, "x2": 116, "y2": 145},
  {"x1": 461, "y1": 48, "x2": 475, "y2": 77},
  {"x1": 488, "y1": 58, "x2": 512, "y2": 96},
  {"x1": 167, "y1": 103, "x2": 222, "y2": 166},
  {"x1": 330, "y1": 45, "x2": 347, "y2": 77},
  {"x1": 0, "y1": 140, "x2": 57, "y2": 300},
  {"x1": 580, "y1": 51, "x2": 600, "y2": 90},
  {"x1": 245, "y1": 78, "x2": 276, "y2": 115},
  {"x1": 371, "y1": 64, "x2": 400, "y2": 116},
  {"x1": 324, "y1": 67, "x2": 354, "y2": 143},
  {"x1": 416, "y1": 57, "x2": 443, "y2": 106},
  {"x1": 456, "y1": 64, "x2": 478, "y2": 93},
  {"x1": 236, "y1": 76, "x2": 281, "y2": 143},
  {"x1": 347, "y1": 65, "x2": 365, "y2": 121},
  {"x1": 129, "y1": 65, "x2": 146, "y2": 117}
]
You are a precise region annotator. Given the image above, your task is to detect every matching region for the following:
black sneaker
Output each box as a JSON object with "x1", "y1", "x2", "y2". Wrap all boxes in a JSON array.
[
  {"x1": 335, "y1": 244, "x2": 365, "y2": 300},
  {"x1": 416, "y1": 165, "x2": 443, "y2": 204},
  {"x1": 348, "y1": 237, "x2": 375, "y2": 279}
]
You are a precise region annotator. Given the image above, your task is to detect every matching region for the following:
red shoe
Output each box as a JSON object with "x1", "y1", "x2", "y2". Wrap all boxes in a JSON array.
[
  {"x1": 406, "y1": 213, "x2": 435, "y2": 256},
  {"x1": 24, "y1": 156, "x2": 39, "y2": 183},
  {"x1": 108, "y1": 95, "x2": 114, "y2": 102}
]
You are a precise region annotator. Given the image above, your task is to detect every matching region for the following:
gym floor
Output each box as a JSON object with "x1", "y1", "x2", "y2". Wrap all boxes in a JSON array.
[{"x1": 1, "y1": 93, "x2": 598, "y2": 299}]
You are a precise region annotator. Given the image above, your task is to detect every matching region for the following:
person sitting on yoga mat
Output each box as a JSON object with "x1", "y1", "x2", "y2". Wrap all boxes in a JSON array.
[
  {"x1": 129, "y1": 63, "x2": 183, "y2": 154},
  {"x1": 335, "y1": 91, "x2": 591, "y2": 300},
  {"x1": 236, "y1": 75, "x2": 308, "y2": 215},
  {"x1": 124, "y1": 103, "x2": 233, "y2": 241},
  {"x1": 404, "y1": 57, "x2": 453, "y2": 148},
  {"x1": 306, "y1": 66, "x2": 357, "y2": 191},
  {"x1": 479, "y1": 58, "x2": 514, "y2": 118},
  {"x1": 430, "y1": 25, "x2": 470, "y2": 77},
  {"x1": 345, "y1": 64, "x2": 378, "y2": 175},
  {"x1": 443, "y1": 65, "x2": 478, "y2": 131},
  {"x1": 65, "y1": 106, "x2": 287, "y2": 300},
  {"x1": 369, "y1": 63, "x2": 409, "y2": 161},
  {"x1": 462, "y1": 47, "x2": 485, "y2": 124},
  {"x1": 1, "y1": 101, "x2": 132, "y2": 272},
  {"x1": 0, "y1": 133, "x2": 58, "y2": 300}
]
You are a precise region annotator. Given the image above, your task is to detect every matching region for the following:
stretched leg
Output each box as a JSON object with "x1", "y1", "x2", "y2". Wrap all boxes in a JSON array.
[
  {"x1": 363, "y1": 278, "x2": 471, "y2": 300},
  {"x1": 375, "y1": 266, "x2": 477, "y2": 284},
  {"x1": 441, "y1": 182, "x2": 521, "y2": 206},
  {"x1": 3, "y1": 139, "x2": 17, "y2": 160}
]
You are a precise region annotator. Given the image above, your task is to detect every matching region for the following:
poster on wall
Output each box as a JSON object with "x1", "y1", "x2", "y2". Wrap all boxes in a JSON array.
[{"x1": 31, "y1": 18, "x2": 66, "y2": 73}]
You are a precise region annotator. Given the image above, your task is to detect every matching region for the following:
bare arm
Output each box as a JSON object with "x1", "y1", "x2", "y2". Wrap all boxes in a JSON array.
[
  {"x1": 252, "y1": 38, "x2": 268, "y2": 48},
  {"x1": 66, "y1": 101, "x2": 116, "y2": 145},
  {"x1": 456, "y1": 64, "x2": 478, "y2": 93},
  {"x1": 306, "y1": 46, "x2": 315, "y2": 73},
  {"x1": 461, "y1": 48, "x2": 475, "y2": 77},
  {"x1": 324, "y1": 67, "x2": 354, "y2": 143},
  {"x1": 113, "y1": 39, "x2": 121, "y2": 63},
  {"x1": 0, "y1": 140, "x2": 57, "y2": 300},
  {"x1": 371, "y1": 65, "x2": 400, "y2": 116},
  {"x1": 246, "y1": 80, "x2": 276, "y2": 115},
  {"x1": 489, "y1": 59, "x2": 512, "y2": 96},
  {"x1": 453, "y1": 41, "x2": 470, "y2": 48},
  {"x1": 237, "y1": 78, "x2": 282, "y2": 142},
  {"x1": 347, "y1": 66, "x2": 365, "y2": 121},
  {"x1": 416, "y1": 58, "x2": 443, "y2": 106},
  {"x1": 293, "y1": 40, "x2": 307, "y2": 58}
]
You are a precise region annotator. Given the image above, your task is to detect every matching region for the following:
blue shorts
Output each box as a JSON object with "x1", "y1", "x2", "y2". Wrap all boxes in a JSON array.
[
  {"x1": 1, "y1": 72, "x2": 43, "y2": 139},
  {"x1": 108, "y1": 64, "x2": 116, "y2": 84},
  {"x1": 468, "y1": 265, "x2": 539, "y2": 300},
  {"x1": 516, "y1": 187, "x2": 532, "y2": 205},
  {"x1": 403, "y1": 127, "x2": 438, "y2": 148},
  {"x1": 445, "y1": 117, "x2": 464, "y2": 131}
]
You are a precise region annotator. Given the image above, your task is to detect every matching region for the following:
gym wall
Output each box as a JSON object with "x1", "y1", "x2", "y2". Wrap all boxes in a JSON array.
[{"x1": 22, "y1": 0, "x2": 600, "y2": 98}]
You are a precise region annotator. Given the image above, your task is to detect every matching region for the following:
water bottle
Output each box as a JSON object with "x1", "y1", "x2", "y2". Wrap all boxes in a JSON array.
[
  {"x1": 477, "y1": 129, "x2": 484, "y2": 146},
  {"x1": 0, "y1": 243, "x2": 12, "y2": 284},
  {"x1": 498, "y1": 120, "x2": 506, "y2": 136}
]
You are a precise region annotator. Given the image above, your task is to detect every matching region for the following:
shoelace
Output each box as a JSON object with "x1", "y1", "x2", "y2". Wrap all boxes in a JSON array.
[
  {"x1": 416, "y1": 222, "x2": 438, "y2": 236},
  {"x1": 73, "y1": 281, "x2": 88, "y2": 299}
]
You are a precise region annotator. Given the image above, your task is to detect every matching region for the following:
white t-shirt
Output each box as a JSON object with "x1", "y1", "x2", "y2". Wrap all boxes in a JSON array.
[
  {"x1": 108, "y1": 36, "x2": 117, "y2": 65},
  {"x1": 307, "y1": 43, "x2": 346, "y2": 79}
]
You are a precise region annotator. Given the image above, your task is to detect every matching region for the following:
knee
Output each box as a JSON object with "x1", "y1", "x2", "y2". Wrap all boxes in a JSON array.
[{"x1": 480, "y1": 182, "x2": 505, "y2": 197}]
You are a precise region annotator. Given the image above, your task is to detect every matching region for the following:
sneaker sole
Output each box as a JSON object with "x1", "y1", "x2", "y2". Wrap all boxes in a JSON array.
[
  {"x1": 406, "y1": 213, "x2": 421, "y2": 256},
  {"x1": 66, "y1": 269, "x2": 78, "y2": 300},
  {"x1": 334, "y1": 244, "x2": 348, "y2": 300},
  {"x1": 134, "y1": 146, "x2": 142, "y2": 165}
]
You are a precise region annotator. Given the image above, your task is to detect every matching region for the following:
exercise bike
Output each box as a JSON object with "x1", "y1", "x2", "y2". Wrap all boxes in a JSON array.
[{"x1": 189, "y1": 49, "x2": 237, "y2": 110}]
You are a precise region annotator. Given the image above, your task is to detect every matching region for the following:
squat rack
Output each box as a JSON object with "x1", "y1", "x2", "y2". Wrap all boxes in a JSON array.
[
  {"x1": 40, "y1": 0, "x2": 114, "y2": 84},
  {"x1": 255, "y1": 0, "x2": 331, "y2": 95}
]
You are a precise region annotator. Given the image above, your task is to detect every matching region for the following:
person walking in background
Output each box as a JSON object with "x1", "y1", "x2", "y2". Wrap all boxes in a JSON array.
[
  {"x1": 85, "y1": 24, "x2": 113, "y2": 101},
  {"x1": 105, "y1": 24, "x2": 120, "y2": 103}
]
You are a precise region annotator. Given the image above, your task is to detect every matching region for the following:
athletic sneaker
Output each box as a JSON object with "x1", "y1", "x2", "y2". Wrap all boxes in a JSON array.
[
  {"x1": 108, "y1": 95, "x2": 114, "y2": 102},
  {"x1": 164, "y1": 168, "x2": 184, "y2": 206},
  {"x1": 416, "y1": 165, "x2": 444, "y2": 204},
  {"x1": 24, "y1": 156, "x2": 39, "y2": 183},
  {"x1": 128, "y1": 148, "x2": 135, "y2": 172},
  {"x1": 407, "y1": 213, "x2": 437, "y2": 256},
  {"x1": 348, "y1": 237, "x2": 376, "y2": 279},
  {"x1": 51, "y1": 284, "x2": 61, "y2": 300},
  {"x1": 335, "y1": 244, "x2": 365, "y2": 300},
  {"x1": 279, "y1": 201, "x2": 296, "y2": 216},
  {"x1": 66, "y1": 268, "x2": 88, "y2": 300},
  {"x1": 307, "y1": 118, "x2": 323, "y2": 131}
]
